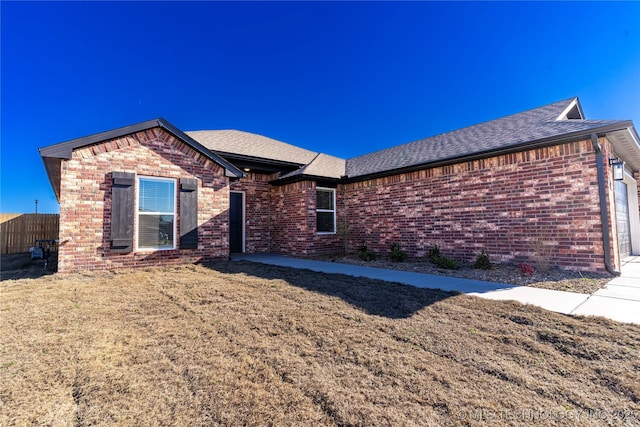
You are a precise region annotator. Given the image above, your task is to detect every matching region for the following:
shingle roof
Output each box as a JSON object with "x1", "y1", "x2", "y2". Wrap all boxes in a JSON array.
[
  {"x1": 43, "y1": 97, "x2": 634, "y2": 199},
  {"x1": 186, "y1": 130, "x2": 318, "y2": 165},
  {"x1": 346, "y1": 98, "x2": 631, "y2": 178},
  {"x1": 278, "y1": 153, "x2": 346, "y2": 180},
  {"x1": 187, "y1": 98, "x2": 634, "y2": 182}
]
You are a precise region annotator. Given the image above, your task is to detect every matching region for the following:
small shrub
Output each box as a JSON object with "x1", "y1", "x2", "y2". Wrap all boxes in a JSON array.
[
  {"x1": 528, "y1": 231, "x2": 554, "y2": 273},
  {"x1": 389, "y1": 243, "x2": 406, "y2": 262},
  {"x1": 519, "y1": 263, "x2": 535, "y2": 276},
  {"x1": 427, "y1": 245, "x2": 459, "y2": 269},
  {"x1": 473, "y1": 250, "x2": 492, "y2": 270},
  {"x1": 432, "y1": 254, "x2": 460, "y2": 270},
  {"x1": 357, "y1": 242, "x2": 376, "y2": 262},
  {"x1": 428, "y1": 245, "x2": 441, "y2": 261}
]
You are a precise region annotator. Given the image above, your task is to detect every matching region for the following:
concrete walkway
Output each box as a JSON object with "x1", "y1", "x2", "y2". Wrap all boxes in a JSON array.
[{"x1": 233, "y1": 254, "x2": 640, "y2": 325}]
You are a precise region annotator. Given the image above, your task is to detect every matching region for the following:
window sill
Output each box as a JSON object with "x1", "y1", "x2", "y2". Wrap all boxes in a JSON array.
[{"x1": 135, "y1": 247, "x2": 176, "y2": 252}]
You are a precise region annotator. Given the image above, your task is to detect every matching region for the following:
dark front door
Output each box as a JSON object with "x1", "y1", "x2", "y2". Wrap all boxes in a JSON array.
[{"x1": 229, "y1": 192, "x2": 244, "y2": 253}]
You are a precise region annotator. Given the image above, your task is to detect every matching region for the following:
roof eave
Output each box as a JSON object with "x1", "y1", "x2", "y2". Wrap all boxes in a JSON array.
[
  {"x1": 38, "y1": 119, "x2": 246, "y2": 191},
  {"x1": 39, "y1": 119, "x2": 166, "y2": 160},
  {"x1": 269, "y1": 173, "x2": 342, "y2": 186},
  {"x1": 345, "y1": 121, "x2": 635, "y2": 183},
  {"x1": 40, "y1": 156, "x2": 62, "y2": 202},
  {"x1": 607, "y1": 125, "x2": 640, "y2": 171},
  {"x1": 215, "y1": 151, "x2": 306, "y2": 169}
]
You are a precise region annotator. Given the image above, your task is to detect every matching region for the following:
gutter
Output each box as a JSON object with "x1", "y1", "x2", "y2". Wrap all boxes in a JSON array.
[
  {"x1": 346, "y1": 121, "x2": 634, "y2": 183},
  {"x1": 591, "y1": 134, "x2": 620, "y2": 276},
  {"x1": 39, "y1": 118, "x2": 246, "y2": 178},
  {"x1": 269, "y1": 174, "x2": 342, "y2": 186}
]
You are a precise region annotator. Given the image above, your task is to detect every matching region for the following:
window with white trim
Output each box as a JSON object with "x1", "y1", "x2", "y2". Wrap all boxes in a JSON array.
[
  {"x1": 137, "y1": 176, "x2": 176, "y2": 250},
  {"x1": 316, "y1": 187, "x2": 336, "y2": 233}
]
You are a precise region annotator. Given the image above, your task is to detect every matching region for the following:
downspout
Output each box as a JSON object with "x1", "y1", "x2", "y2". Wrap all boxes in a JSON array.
[
  {"x1": 268, "y1": 180, "x2": 272, "y2": 254},
  {"x1": 591, "y1": 134, "x2": 620, "y2": 276}
]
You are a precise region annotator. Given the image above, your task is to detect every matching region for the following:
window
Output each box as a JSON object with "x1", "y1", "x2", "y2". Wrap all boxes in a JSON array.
[
  {"x1": 316, "y1": 187, "x2": 336, "y2": 233},
  {"x1": 137, "y1": 177, "x2": 176, "y2": 250}
]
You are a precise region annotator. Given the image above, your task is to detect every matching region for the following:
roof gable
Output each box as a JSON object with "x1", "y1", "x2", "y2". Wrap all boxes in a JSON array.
[
  {"x1": 555, "y1": 98, "x2": 585, "y2": 120},
  {"x1": 40, "y1": 118, "x2": 243, "y2": 176},
  {"x1": 40, "y1": 118, "x2": 244, "y2": 201}
]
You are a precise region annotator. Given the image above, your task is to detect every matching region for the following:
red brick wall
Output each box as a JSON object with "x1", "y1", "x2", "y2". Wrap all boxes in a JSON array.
[
  {"x1": 230, "y1": 172, "x2": 275, "y2": 253},
  {"x1": 58, "y1": 128, "x2": 620, "y2": 273},
  {"x1": 58, "y1": 128, "x2": 229, "y2": 273},
  {"x1": 269, "y1": 181, "x2": 342, "y2": 256},
  {"x1": 227, "y1": 175, "x2": 343, "y2": 256},
  {"x1": 270, "y1": 181, "x2": 314, "y2": 255},
  {"x1": 342, "y1": 139, "x2": 609, "y2": 272}
]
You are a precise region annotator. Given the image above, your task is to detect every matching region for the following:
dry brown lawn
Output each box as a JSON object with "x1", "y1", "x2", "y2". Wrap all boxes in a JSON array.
[{"x1": 1, "y1": 259, "x2": 639, "y2": 426}]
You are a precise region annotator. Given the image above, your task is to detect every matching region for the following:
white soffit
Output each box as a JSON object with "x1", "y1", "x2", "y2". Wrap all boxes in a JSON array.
[{"x1": 608, "y1": 127, "x2": 640, "y2": 172}]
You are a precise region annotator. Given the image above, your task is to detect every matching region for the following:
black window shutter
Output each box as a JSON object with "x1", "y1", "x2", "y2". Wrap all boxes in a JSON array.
[
  {"x1": 180, "y1": 178, "x2": 198, "y2": 249},
  {"x1": 111, "y1": 172, "x2": 135, "y2": 253}
]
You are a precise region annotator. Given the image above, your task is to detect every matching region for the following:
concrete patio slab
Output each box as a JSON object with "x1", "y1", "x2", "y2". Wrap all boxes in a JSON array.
[
  {"x1": 572, "y1": 295, "x2": 640, "y2": 324},
  {"x1": 592, "y1": 285, "x2": 640, "y2": 302},
  {"x1": 620, "y1": 256, "x2": 640, "y2": 277},
  {"x1": 604, "y1": 276, "x2": 640, "y2": 287},
  {"x1": 620, "y1": 268, "x2": 640, "y2": 279}
]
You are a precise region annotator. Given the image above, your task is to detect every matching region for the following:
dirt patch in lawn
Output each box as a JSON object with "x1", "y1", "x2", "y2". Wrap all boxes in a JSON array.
[
  {"x1": 2, "y1": 262, "x2": 639, "y2": 426},
  {"x1": 310, "y1": 254, "x2": 613, "y2": 294},
  {"x1": 0, "y1": 252, "x2": 57, "y2": 281}
]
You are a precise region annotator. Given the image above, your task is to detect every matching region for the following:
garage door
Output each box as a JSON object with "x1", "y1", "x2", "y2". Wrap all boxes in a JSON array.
[{"x1": 615, "y1": 181, "x2": 632, "y2": 259}]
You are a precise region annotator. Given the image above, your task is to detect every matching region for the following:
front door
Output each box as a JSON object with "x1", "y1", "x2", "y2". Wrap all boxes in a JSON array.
[{"x1": 229, "y1": 192, "x2": 244, "y2": 253}]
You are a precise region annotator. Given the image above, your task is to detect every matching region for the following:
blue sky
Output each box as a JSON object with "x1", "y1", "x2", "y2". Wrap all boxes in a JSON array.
[{"x1": 2, "y1": 1, "x2": 639, "y2": 214}]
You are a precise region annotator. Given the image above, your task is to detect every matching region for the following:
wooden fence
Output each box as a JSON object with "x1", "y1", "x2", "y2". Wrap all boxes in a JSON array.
[{"x1": 0, "y1": 214, "x2": 59, "y2": 254}]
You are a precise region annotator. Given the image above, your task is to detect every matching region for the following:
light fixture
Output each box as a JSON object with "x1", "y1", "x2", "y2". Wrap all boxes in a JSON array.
[
  {"x1": 243, "y1": 167, "x2": 251, "y2": 172},
  {"x1": 608, "y1": 158, "x2": 625, "y2": 181}
]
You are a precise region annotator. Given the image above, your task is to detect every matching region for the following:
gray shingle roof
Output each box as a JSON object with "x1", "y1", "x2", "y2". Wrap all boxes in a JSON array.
[
  {"x1": 40, "y1": 97, "x2": 637, "y2": 200},
  {"x1": 189, "y1": 98, "x2": 633, "y2": 182},
  {"x1": 345, "y1": 98, "x2": 630, "y2": 178}
]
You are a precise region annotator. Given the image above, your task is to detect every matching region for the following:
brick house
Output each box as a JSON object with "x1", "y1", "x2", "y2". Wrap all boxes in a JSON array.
[{"x1": 40, "y1": 97, "x2": 640, "y2": 273}]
